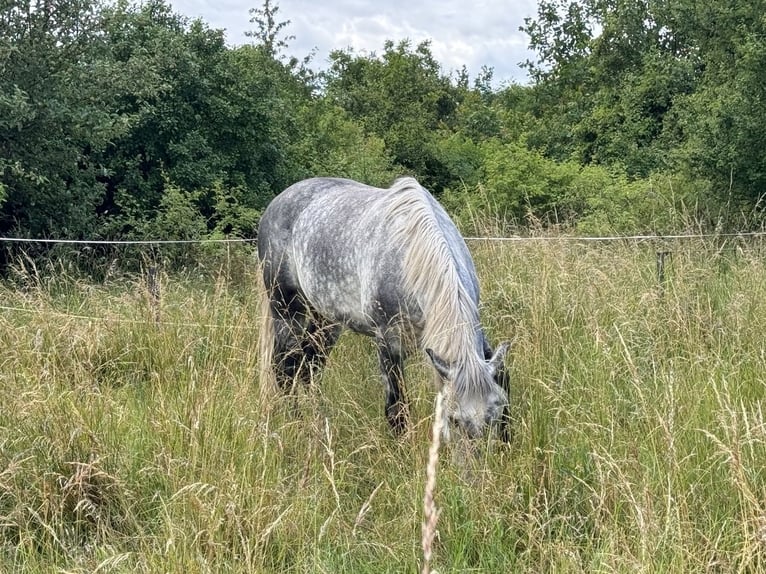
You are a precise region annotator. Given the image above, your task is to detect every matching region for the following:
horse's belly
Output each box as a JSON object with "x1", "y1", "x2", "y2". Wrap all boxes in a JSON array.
[
  {"x1": 290, "y1": 226, "x2": 410, "y2": 336},
  {"x1": 301, "y1": 274, "x2": 376, "y2": 333}
]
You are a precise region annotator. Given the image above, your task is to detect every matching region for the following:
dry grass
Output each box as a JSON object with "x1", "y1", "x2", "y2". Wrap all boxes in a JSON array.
[
  {"x1": 1, "y1": 237, "x2": 766, "y2": 572},
  {"x1": 421, "y1": 390, "x2": 445, "y2": 574}
]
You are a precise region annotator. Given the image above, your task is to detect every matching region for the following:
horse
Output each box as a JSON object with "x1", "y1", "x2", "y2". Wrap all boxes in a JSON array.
[{"x1": 257, "y1": 176, "x2": 510, "y2": 441}]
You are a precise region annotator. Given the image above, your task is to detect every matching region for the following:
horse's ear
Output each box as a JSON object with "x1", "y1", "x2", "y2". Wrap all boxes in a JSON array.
[
  {"x1": 489, "y1": 341, "x2": 510, "y2": 371},
  {"x1": 425, "y1": 348, "x2": 451, "y2": 379}
]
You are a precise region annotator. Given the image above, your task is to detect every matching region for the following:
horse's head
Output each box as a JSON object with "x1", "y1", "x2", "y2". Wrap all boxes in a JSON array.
[{"x1": 426, "y1": 342, "x2": 510, "y2": 440}]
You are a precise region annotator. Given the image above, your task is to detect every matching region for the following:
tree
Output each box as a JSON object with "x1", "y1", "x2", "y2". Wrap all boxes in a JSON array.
[
  {"x1": 519, "y1": 0, "x2": 766, "y2": 208},
  {"x1": 96, "y1": 0, "x2": 310, "y2": 240},
  {"x1": 521, "y1": 0, "x2": 698, "y2": 177},
  {"x1": 324, "y1": 40, "x2": 459, "y2": 192},
  {"x1": 290, "y1": 100, "x2": 397, "y2": 186},
  {"x1": 245, "y1": 0, "x2": 293, "y2": 59},
  {"x1": 668, "y1": 1, "x2": 766, "y2": 202},
  {"x1": 0, "y1": 0, "x2": 113, "y2": 239}
]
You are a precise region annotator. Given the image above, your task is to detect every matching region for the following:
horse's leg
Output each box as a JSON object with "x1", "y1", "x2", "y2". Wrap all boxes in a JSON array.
[
  {"x1": 301, "y1": 318, "x2": 342, "y2": 384},
  {"x1": 270, "y1": 290, "x2": 312, "y2": 393},
  {"x1": 272, "y1": 321, "x2": 306, "y2": 393},
  {"x1": 483, "y1": 339, "x2": 512, "y2": 442},
  {"x1": 376, "y1": 336, "x2": 408, "y2": 435}
]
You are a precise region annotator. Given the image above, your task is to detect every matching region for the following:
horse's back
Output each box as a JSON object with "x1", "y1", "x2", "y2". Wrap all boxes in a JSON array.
[
  {"x1": 257, "y1": 178, "x2": 390, "y2": 314},
  {"x1": 259, "y1": 178, "x2": 417, "y2": 330},
  {"x1": 258, "y1": 178, "x2": 331, "y2": 296},
  {"x1": 261, "y1": 177, "x2": 355, "y2": 230},
  {"x1": 257, "y1": 176, "x2": 476, "y2": 335}
]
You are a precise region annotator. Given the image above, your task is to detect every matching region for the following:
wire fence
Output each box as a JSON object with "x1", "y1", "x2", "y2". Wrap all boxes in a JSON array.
[
  {"x1": 0, "y1": 303, "x2": 238, "y2": 330},
  {"x1": 0, "y1": 237, "x2": 257, "y2": 245},
  {"x1": 1, "y1": 231, "x2": 766, "y2": 245},
  {"x1": 464, "y1": 231, "x2": 766, "y2": 242},
  {"x1": 2, "y1": 230, "x2": 765, "y2": 328}
]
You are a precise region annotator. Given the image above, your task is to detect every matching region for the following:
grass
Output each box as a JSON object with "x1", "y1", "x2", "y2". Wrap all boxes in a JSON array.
[{"x1": 1, "y1": 238, "x2": 766, "y2": 572}]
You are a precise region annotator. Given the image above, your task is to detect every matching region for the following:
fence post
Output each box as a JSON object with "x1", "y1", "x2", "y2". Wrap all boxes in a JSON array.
[{"x1": 147, "y1": 263, "x2": 161, "y2": 324}]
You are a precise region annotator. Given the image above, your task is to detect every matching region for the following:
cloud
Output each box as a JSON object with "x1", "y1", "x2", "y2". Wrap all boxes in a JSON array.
[{"x1": 169, "y1": 0, "x2": 538, "y2": 85}]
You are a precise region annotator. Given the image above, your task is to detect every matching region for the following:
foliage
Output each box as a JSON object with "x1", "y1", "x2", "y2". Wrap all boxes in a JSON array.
[
  {"x1": 95, "y1": 3, "x2": 301, "y2": 238},
  {"x1": 290, "y1": 100, "x2": 398, "y2": 187},
  {"x1": 443, "y1": 140, "x2": 709, "y2": 236},
  {"x1": 2, "y1": 0, "x2": 766, "y2": 258},
  {"x1": 245, "y1": 0, "x2": 294, "y2": 60},
  {"x1": 0, "y1": 0, "x2": 310, "y2": 247},
  {"x1": 0, "y1": 0, "x2": 112, "y2": 238},
  {"x1": 324, "y1": 40, "x2": 461, "y2": 192},
  {"x1": 519, "y1": 0, "x2": 766, "y2": 206}
]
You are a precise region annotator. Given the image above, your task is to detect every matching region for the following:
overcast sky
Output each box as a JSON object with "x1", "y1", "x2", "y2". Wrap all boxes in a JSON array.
[{"x1": 168, "y1": 0, "x2": 539, "y2": 86}]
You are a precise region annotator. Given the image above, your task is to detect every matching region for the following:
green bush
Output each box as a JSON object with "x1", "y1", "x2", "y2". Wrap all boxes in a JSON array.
[{"x1": 443, "y1": 140, "x2": 710, "y2": 236}]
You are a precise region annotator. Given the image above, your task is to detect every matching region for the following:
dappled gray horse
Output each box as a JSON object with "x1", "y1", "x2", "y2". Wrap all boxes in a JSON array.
[{"x1": 257, "y1": 177, "x2": 510, "y2": 440}]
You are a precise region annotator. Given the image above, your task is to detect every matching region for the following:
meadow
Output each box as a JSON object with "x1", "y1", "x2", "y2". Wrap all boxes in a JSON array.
[{"x1": 1, "y1": 237, "x2": 766, "y2": 573}]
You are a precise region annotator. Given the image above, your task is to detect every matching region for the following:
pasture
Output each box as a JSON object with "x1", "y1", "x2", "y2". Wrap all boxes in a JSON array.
[{"x1": 1, "y1": 238, "x2": 765, "y2": 572}]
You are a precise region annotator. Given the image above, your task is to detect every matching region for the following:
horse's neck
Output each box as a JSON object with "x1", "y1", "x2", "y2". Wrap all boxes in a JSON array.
[
  {"x1": 386, "y1": 182, "x2": 482, "y2": 363},
  {"x1": 419, "y1": 278, "x2": 483, "y2": 364}
]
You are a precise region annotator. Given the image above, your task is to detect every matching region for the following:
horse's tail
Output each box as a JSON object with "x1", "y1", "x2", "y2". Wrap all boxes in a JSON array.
[{"x1": 257, "y1": 262, "x2": 277, "y2": 394}]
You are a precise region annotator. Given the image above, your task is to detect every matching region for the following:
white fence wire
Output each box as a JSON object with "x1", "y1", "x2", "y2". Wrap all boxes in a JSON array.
[
  {"x1": 1, "y1": 230, "x2": 764, "y2": 327},
  {"x1": 0, "y1": 231, "x2": 765, "y2": 245}
]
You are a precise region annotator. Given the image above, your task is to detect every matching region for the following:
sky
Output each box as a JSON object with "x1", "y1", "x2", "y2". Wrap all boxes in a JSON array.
[{"x1": 168, "y1": 0, "x2": 539, "y2": 86}]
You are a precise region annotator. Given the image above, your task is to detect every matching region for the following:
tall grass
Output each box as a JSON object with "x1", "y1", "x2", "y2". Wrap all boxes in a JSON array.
[{"x1": 1, "y1": 238, "x2": 766, "y2": 572}]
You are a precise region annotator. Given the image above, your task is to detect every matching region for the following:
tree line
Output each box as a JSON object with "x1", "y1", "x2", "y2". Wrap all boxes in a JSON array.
[{"x1": 2, "y1": 0, "x2": 765, "y2": 257}]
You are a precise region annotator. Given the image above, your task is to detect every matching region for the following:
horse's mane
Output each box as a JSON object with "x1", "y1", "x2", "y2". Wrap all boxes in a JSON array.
[{"x1": 384, "y1": 177, "x2": 491, "y2": 397}]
